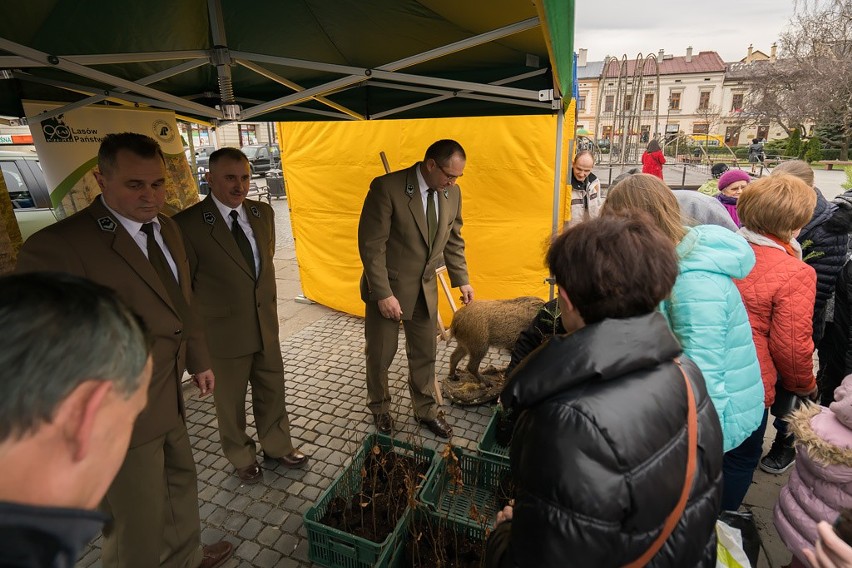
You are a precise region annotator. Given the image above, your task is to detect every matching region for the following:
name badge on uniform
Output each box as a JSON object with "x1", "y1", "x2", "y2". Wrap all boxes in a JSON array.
[
  {"x1": 97, "y1": 217, "x2": 117, "y2": 232},
  {"x1": 203, "y1": 211, "x2": 216, "y2": 225}
]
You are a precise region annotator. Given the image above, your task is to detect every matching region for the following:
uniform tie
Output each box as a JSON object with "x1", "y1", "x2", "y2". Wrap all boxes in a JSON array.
[
  {"x1": 140, "y1": 222, "x2": 189, "y2": 320},
  {"x1": 230, "y1": 210, "x2": 256, "y2": 278},
  {"x1": 426, "y1": 188, "x2": 438, "y2": 247}
]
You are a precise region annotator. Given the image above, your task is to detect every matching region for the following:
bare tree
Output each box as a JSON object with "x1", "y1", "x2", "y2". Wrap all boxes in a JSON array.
[
  {"x1": 694, "y1": 103, "x2": 722, "y2": 144},
  {"x1": 745, "y1": 0, "x2": 852, "y2": 159}
]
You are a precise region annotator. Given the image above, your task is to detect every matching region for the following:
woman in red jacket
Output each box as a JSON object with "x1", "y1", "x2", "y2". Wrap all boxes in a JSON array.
[
  {"x1": 641, "y1": 139, "x2": 666, "y2": 179},
  {"x1": 727, "y1": 174, "x2": 819, "y2": 510}
]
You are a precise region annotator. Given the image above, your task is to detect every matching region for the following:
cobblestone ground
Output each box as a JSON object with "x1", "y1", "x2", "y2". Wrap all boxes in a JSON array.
[{"x1": 76, "y1": 311, "x2": 506, "y2": 568}]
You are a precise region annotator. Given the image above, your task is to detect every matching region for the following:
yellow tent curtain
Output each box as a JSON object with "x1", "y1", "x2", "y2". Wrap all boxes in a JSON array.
[{"x1": 277, "y1": 113, "x2": 574, "y2": 321}]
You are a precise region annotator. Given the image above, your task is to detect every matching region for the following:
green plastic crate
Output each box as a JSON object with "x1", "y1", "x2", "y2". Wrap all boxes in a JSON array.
[
  {"x1": 419, "y1": 447, "x2": 512, "y2": 531},
  {"x1": 303, "y1": 433, "x2": 437, "y2": 568},
  {"x1": 477, "y1": 410, "x2": 510, "y2": 463},
  {"x1": 388, "y1": 507, "x2": 489, "y2": 568}
]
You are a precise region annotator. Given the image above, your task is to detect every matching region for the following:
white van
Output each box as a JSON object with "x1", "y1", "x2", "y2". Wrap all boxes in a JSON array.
[{"x1": 0, "y1": 150, "x2": 58, "y2": 241}]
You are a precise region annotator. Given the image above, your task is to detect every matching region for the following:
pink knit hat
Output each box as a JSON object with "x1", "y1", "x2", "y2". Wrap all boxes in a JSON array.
[{"x1": 718, "y1": 169, "x2": 751, "y2": 191}]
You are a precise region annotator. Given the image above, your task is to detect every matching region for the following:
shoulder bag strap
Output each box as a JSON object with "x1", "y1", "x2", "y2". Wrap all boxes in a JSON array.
[{"x1": 622, "y1": 361, "x2": 699, "y2": 568}]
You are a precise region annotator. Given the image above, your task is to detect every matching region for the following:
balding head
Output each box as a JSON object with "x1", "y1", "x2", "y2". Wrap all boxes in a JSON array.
[{"x1": 573, "y1": 151, "x2": 595, "y2": 183}]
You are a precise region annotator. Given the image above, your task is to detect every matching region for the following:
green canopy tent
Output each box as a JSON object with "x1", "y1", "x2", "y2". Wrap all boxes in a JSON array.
[{"x1": 0, "y1": 0, "x2": 574, "y2": 234}]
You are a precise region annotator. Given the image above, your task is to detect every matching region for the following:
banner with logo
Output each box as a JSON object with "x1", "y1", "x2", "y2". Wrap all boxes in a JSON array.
[{"x1": 23, "y1": 102, "x2": 198, "y2": 218}]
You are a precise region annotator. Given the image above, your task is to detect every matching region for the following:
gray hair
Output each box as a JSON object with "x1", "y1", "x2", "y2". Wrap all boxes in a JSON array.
[{"x1": 0, "y1": 272, "x2": 150, "y2": 442}]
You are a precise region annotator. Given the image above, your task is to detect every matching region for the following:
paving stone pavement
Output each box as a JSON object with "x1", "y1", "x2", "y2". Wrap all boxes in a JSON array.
[
  {"x1": 76, "y1": 308, "x2": 505, "y2": 568},
  {"x1": 75, "y1": 194, "x2": 796, "y2": 567}
]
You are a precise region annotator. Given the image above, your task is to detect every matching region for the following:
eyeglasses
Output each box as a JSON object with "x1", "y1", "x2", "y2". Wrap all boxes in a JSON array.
[{"x1": 435, "y1": 161, "x2": 462, "y2": 181}]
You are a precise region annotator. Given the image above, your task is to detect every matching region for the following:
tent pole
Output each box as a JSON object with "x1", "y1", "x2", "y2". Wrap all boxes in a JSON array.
[{"x1": 550, "y1": 103, "x2": 566, "y2": 301}]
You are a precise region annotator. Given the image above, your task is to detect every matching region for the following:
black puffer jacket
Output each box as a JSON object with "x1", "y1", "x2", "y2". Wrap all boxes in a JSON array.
[
  {"x1": 506, "y1": 298, "x2": 565, "y2": 376},
  {"x1": 486, "y1": 313, "x2": 723, "y2": 568},
  {"x1": 798, "y1": 188, "x2": 849, "y2": 341}
]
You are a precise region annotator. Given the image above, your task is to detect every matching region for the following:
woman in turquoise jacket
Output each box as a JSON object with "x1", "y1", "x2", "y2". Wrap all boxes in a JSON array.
[{"x1": 604, "y1": 175, "x2": 765, "y2": 457}]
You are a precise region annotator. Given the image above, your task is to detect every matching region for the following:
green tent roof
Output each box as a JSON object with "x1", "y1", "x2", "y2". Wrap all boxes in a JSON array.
[{"x1": 0, "y1": 0, "x2": 574, "y2": 124}]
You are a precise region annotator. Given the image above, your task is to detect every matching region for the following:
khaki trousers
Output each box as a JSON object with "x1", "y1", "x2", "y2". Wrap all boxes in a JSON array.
[
  {"x1": 365, "y1": 291, "x2": 438, "y2": 421},
  {"x1": 100, "y1": 423, "x2": 202, "y2": 568},
  {"x1": 211, "y1": 348, "x2": 295, "y2": 468}
]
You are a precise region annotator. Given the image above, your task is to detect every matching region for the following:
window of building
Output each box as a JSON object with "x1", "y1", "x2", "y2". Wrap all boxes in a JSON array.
[
  {"x1": 604, "y1": 95, "x2": 614, "y2": 112},
  {"x1": 602, "y1": 126, "x2": 613, "y2": 140},
  {"x1": 624, "y1": 94, "x2": 633, "y2": 111},
  {"x1": 640, "y1": 125, "x2": 651, "y2": 143},
  {"x1": 693, "y1": 123, "x2": 709, "y2": 135},
  {"x1": 577, "y1": 95, "x2": 586, "y2": 111},
  {"x1": 731, "y1": 93, "x2": 744, "y2": 112},
  {"x1": 698, "y1": 91, "x2": 711, "y2": 110},
  {"x1": 643, "y1": 93, "x2": 654, "y2": 111},
  {"x1": 239, "y1": 124, "x2": 258, "y2": 146},
  {"x1": 669, "y1": 92, "x2": 681, "y2": 110},
  {"x1": 724, "y1": 126, "x2": 741, "y2": 146}
]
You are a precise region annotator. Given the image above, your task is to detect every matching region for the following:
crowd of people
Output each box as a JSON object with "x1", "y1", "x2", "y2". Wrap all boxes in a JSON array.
[{"x1": 488, "y1": 151, "x2": 852, "y2": 566}]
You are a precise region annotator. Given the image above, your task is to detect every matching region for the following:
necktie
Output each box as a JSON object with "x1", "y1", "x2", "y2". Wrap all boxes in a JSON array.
[
  {"x1": 140, "y1": 222, "x2": 189, "y2": 321},
  {"x1": 230, "y1": 210, "x2": 256, "y2": 278},
  {"x1": 427, "y1": 188, "x2": 438, "y2": 248}
]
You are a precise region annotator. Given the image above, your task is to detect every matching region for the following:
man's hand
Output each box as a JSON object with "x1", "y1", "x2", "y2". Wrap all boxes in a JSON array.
[
  {"x1": 800, "y1": 384, "x2": 820, "y2": 402},
  {"x1": 803, "y1": 521, "x2": 852, "y2": 568},
  {"x1": 459, "y1": 284, "x2": 474, "y2": 305},
  {"x1": 192, "y1": 369, "x2": 215, "y2": 398},
  {"x1": 495, "y1": 504, "x2": 513, "y2": 527},
  {"x1": 378, "y1": 296, "x2": 403, "y2": 321}
]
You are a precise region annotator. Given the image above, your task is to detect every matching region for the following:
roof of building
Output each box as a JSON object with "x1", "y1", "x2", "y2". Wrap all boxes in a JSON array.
[
  {"x1": 603, "y1": 51, "x2": 726, "y2": 77},
  {"x1": 577, "y1": 60, "x2": 605, "y2": 80}
]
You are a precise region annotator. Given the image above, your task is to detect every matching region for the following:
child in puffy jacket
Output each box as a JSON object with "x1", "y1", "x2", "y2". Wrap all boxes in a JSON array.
[{"x1": 774, "y1": 375, "x2": 852, "y2": 567}]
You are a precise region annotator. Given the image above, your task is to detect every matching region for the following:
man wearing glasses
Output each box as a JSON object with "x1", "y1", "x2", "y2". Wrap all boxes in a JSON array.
[{"x1": 358, "y1": 139, "x2": 474, "y2": 439}]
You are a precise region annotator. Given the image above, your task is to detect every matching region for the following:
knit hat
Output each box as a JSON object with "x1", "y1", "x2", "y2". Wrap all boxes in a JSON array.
[
  {"x1": 711, "y1": 163, "x2": 729, "y2": 179},
  {"x1": 718, "y1": 169, "x2": 751, "y2": 191}
]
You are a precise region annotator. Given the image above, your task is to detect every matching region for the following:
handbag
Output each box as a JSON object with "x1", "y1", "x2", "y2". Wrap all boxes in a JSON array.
[{"x1": 622, "y1": 361, "x2": 699, "y2": 567}]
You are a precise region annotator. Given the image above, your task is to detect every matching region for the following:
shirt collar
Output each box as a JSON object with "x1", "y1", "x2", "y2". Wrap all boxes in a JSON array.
[
  {"x1": 210, "y1": 193, "x2": 245, "y2": 221},
  {"x1": 415, "y1": 162, "x2": 430, "y2": 196},
  {"x1": 100, "y1": 195, "x2": 157, "y2": 236}
]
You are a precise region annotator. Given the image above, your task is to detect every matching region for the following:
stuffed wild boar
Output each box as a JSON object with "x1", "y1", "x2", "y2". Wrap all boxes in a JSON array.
[{"x1": 448, "y1": 296, "x2": 545, "y2": 386}]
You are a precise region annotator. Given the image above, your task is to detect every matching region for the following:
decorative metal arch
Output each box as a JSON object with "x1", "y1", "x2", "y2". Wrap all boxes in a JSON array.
[{"x1": 594, "y1": 53, "x2": 660, "y2": 164}]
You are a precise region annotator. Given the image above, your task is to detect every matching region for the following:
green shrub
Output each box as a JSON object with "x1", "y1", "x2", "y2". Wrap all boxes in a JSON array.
[
  {"x1": 787, "y1": 130, "x2": 803, "y2": 158},
  {"x1": 805, "y1": 137, "x2": 824, "y2": 162},
  {"x1": 842, "y1": 167, "x2": 852, "y2": 191}
]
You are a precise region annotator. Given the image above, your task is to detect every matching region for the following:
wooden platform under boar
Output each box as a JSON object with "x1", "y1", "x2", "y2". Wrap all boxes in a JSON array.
[{"x1": 444, "y1": 296, "x2": 545, "y2": 405}]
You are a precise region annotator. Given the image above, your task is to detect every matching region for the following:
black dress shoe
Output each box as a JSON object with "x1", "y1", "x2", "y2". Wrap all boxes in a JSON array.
[
  {"x1": 235, "y1": 461, "x2": 263, "y2": 484},
  {"x1": 374, "y1": 413, "x2": 393, "y2": 434},
  {"x1": 265, "y1": 449, "x2": 308, "y2": 468},
  {"x1": 419, "y1": 412, "x2": 453, "y2": 439}
]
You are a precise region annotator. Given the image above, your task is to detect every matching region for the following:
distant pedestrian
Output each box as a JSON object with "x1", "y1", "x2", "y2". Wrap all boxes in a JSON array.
[
  {"x1": 748, "y1": 138, "x2": 765, "y2": 174},
  {"x1": 641, "y1": 139, "x2": 666, "y2": 180},
  {"x1": 716, "y1": 169, "x2": 751, "y2": 227},
  {"x1": 698, "y1": 162, "x2": 730, "y2": 196}
]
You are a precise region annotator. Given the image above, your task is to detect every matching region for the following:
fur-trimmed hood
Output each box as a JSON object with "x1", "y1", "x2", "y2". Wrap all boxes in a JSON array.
[{"x1": 788, "y1": 403, "x2": 852, "y2": 468}]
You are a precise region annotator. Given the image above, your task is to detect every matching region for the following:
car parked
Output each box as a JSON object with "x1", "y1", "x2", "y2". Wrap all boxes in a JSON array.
[
  {"x1": 241, "y1": 144, "x2": 281, "y2": 176},
  {"x1": 0, "y1": 150, "x2": 57, "y2": 241}
]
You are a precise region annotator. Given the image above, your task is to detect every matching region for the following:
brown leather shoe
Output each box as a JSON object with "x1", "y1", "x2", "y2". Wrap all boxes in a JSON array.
[
  {"x1": 419, "y1": 412, "x2": 453, "y2": 439},
  {"x1": 235, "y1": 461, "x2": 262, "y2": 484},
  {"x1": 199, "y1": 540, "x2": 233, "y2": 568},
  {"x1": 265, "y1": 449, "x2": 308, "y2": 468},
  {"x1": 374, "y1": 412, "x2": 393, "y2": 434}
]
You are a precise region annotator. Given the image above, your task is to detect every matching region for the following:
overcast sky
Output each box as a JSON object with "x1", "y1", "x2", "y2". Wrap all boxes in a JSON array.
[{"x1": 574, "y1": 1, "x2": 797, "y2": 63}]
